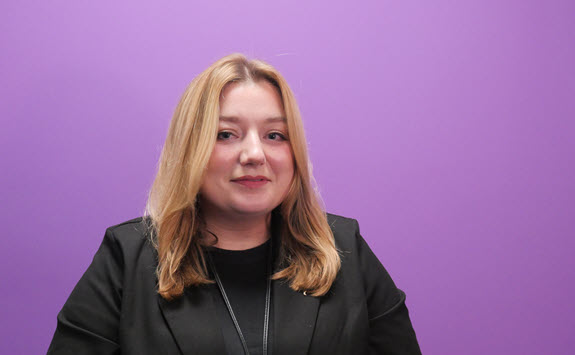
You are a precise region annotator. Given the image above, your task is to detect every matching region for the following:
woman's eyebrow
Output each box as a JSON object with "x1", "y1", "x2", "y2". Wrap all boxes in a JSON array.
[
  {"x1": 219, "y1": 116, "x2": 239, "y2": 122},
  {"x1": 219, "y1": 116, "x2": 286, "y2": 123},
  {"x1": 265, "y1": 116, "x2": 287, "y2": 123}
]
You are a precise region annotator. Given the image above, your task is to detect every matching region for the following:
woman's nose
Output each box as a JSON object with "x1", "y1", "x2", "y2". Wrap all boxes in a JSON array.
[{"x1": 239, "y1": 132, "x2": 266, "y2": 166}]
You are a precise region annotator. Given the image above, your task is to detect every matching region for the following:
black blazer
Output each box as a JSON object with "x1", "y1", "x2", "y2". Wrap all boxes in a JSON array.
[{"x1": 48, "y1": 213, "x2": 421, "y2": 354}]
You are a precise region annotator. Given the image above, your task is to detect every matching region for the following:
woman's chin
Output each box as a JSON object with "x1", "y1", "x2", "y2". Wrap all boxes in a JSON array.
[{"x1": 224, "y1": 203, "x2": 277, "y2": 218}]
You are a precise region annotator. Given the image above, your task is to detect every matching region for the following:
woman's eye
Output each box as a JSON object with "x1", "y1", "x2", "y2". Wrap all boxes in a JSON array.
[
  {"x1": 268, "y1": 132, "x2": 287, "y2": 141},
  {"x1": 217, "y1": 131, "x2": 234, "y2": 140}
]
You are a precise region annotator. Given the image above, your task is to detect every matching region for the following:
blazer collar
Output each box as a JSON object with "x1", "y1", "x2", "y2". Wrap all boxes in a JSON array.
[
  {"x1": 272, "y1": 279, "x2": 320, "y2": 355},
  {"x1": 157, "y1": 212, "x2": 321, "y2": 355},
  {"x1": 158, "y1": 285, "x2": 227, "y2": 354},
  {"x1": 158, "y1": 281, "x2": 320, "y2": 355},
  {"x1": 270, "y1": 211, "x2": 321, "y2": 355}
]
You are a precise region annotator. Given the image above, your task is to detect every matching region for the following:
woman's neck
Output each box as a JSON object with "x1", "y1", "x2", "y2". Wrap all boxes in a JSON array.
[{"x1": 203, "y1": 213, "x2": 271, "y2": 250}]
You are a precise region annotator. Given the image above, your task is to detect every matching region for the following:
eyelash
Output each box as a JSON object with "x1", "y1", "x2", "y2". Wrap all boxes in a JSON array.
[
  {"x1": 267, "y1": 132, "x2": 287, "y2": 141},
  {"x1": 217, "y1": 131, "x2": 234, "y2": 140}
]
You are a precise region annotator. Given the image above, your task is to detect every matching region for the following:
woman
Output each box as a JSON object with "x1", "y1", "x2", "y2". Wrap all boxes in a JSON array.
[{"x1": 48, "y1": 54, "x2": 421, "y2": 354}]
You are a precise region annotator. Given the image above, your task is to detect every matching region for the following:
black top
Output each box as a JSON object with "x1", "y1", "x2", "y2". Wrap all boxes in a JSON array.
[{"x1": 208, "y1": 239, "x2": 272, "y2": 355}]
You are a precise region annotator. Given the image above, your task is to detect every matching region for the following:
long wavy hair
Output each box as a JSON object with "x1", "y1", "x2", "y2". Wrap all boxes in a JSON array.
[{"x1": 146, "y1": 53, "x2": 341, "y2": 300}]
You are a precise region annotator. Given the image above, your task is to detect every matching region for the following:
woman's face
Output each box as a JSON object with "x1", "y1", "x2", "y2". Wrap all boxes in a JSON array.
[{"x1": 199, "y1": 80, "x2": 294, "y2": 220}]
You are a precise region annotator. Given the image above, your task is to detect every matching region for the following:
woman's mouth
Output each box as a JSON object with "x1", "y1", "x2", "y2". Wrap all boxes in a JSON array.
[{"x1": 231, "y1": 175, "x2": 270, "y2": 188}]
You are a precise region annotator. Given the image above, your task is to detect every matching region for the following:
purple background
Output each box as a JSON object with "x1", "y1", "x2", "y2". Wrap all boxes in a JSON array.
[{"x1": 1, "y1": 1, "x2": 574, "y2": 354}]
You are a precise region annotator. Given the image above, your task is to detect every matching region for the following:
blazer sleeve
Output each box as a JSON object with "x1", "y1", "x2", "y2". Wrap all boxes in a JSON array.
[
  {"x1": 354, "y1": 221, "x2": 422, "y2": 355},
  {"x1": 47, "y1": 228, "x2": 123, "y2": 355}
]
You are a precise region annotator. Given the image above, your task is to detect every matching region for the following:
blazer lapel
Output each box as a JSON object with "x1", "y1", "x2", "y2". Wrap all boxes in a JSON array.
[
  {"x1": 269, "y1": 211, "x2": 321, "y2": 355},
  {"x1": 158, "y1": 285, "x2": 227, "y2": 354},
  {"x1": 272, "y1": 279, "x2": 320, "y2": 355}
]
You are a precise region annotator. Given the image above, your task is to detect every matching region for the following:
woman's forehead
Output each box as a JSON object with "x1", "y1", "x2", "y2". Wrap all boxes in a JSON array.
[{"x1": 218, "y1": 81, "x2": 286, "y2": 122}]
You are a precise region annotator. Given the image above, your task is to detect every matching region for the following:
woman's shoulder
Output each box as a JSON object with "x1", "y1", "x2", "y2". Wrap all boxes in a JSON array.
[
  {"x1": 102, "y1": 216, "x2": 154, "y2": 253},
  {"x1": 325, "y1": 212, "x2": 362, "y2": 251},
  {"x1": 106, "y1": 216, "x2": 150, "y2": 234},
  {"x1": 324, "y1": 213, "x2": 382, "y2": 267},
  {"x1": 326, "y1": 212, "x2": 359, "y2": 230}
]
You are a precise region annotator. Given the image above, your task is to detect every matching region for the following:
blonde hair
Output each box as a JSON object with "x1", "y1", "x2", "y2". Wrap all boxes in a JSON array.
[{"x1": 146, "y1": 53, "x2": 340, "y2": 300}]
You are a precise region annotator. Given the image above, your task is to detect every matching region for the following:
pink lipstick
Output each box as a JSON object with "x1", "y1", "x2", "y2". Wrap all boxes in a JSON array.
[{"x1": 231, "y1": 175, "x2": 270, "y2": 188}]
